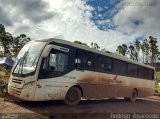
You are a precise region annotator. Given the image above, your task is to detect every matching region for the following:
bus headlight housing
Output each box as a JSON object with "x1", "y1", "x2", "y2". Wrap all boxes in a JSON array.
[{"x1": 23, "y1": 81, "x2": 35, "y2": 89}]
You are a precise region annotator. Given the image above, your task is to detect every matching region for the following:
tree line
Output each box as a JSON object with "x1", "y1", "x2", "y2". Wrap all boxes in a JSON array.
[
  {"x1": 74, "y1": 36, "x2": 159, "y2": 64},
  {"x1": 74, "y1": 41, "x2": 101, "y2": 50},
  {"x1": 116, "y1": 36, "x2": 159, "y2": 63},
  {"x1": 0, "y1": 24, "x2": 31, "y2": 57}
]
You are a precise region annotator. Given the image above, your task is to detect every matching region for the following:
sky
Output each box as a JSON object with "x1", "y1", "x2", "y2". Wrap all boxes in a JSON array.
[{"x1": 0, "y1": 0, "x2": 160, "y2": 52}]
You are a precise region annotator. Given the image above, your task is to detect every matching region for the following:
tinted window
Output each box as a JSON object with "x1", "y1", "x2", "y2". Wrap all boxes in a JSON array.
[
  {"x1": 114, "y1": 60, "x2": 127, "y2": 75},
  {"x1": 128, "y1": 63, "x2": 138, "y2": 77},
  {"x1": 148, "y1": 69, "x2": 154, "y2": 80},
  {"x1": 76, "y1": 50, "x2": 87, "y2": 70},
  {"x1": 138, "y1": 66, "x2": 144, "y2": 78},
  {"x1": 144, "y1": 68, "x2": 148, "y2": 79},
  {"x1": 76, "y1": 50, "x2": 94, "y2": 70},
  {"x1": 138, "y1": 66, "x2": 154, "y2": 80},
  {"x1": 39, "y1": 49, "x2": 68, "y2": 79},
  {"x1": 49, "y1": 53, "x2": 68, "y2": 72},
  {"x1": 86, "y1": 52, "x2": 94, "y2": 70},
  {"x1": 97, "y1": 56, "x2": 113, "y2": 72}
]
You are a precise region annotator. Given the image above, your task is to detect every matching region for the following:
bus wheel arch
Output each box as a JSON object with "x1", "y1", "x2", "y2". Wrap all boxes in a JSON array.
[
  {"x1": 134, "y1": 88, "x2": 138, "y2": 97},
  {"x1": 64, "y1": 86, "x2": 82, "y2": 106},
  {"x1": 130, "y1": 88, "x2": 138, "y2": 102},
  {"x1": 74, "y1": 85, "x2": 83, "y2": 97},
  {"x1": 124, "y1": 88, "x2": 138, "y2": 102}
]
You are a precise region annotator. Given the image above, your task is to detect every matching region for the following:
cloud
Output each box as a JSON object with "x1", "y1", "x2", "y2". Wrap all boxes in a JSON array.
[
  {"x1": 16, "y1": 0, "x2": 53, "y2": 23},
  {"x1": 33, "y1": 0, "x2": 132, "y2": 52},
  {"x1": 0, "y1": 0, "x2": 55, "y2": 38},
  {"x1": 0, "y1": 4, "x2": 12, "y2": 26},
  {"x1": 15, "y1": 25, "x2": 30, "y2": 34},
  {"x1": 0, "y1": 0, "x2": 135, "y2": 52},
  {"x1": 0, "y1": 0, "x2": 54, "y2": 23},
  {"x1": 113, "y1": 0, "x2": 160, "y2": 47}
]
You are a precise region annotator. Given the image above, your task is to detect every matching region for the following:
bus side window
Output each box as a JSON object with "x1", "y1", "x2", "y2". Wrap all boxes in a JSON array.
[
  {"x1": 144, "y1": 68, "x2": 148, "y2": 79},
  {"x1": 76, "y1": 50, "x2": 86, "y2": 70},
  {"x1": 138, "y1": 66, "x2": 145, "y2": 79},
  {"x1": 39, "y1": 49, "x2": 69, "y2": 79},
  {"x1": 87, "y1": 52, "x2": 94, "y2": 70},
  {"x1": 127, "y1": 63, "x2": 138, "y2": 77},
  {"x1": 114, "y1": 60, "x2": 127, "y2": 75},
  {"x1": 76, "y1": 50, "x2": 93, "y2": 70},
  {"x1": 49, "y1": 53, "x2": 56, "y2": 71},
  {"x1": 152, "y1": 69, "x2": 155, "y2": 80},
  {"x1": 149, "y1": 69, "x2": 154, "y2": 80},
  {"x1": 42, "y1": 57, "x2": 49, "y2": 71},
  {"x1": 96, "y1": 56, "x2": 113, "y2": 73}
]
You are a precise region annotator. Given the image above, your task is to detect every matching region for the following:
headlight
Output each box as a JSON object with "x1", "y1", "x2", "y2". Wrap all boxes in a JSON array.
[{"x1": 23, "y1": 81, "x2": 35, "y2": 89}]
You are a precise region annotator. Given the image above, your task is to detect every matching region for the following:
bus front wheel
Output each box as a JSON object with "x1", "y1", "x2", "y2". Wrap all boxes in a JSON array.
[{"x1": 64, "y1": 86, "x2": 82, "y2": 106}]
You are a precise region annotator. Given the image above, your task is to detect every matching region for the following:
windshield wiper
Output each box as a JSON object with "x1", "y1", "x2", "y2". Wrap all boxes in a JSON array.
[
  {"x1": 13, "y1": 51, "x2": 29, "y2": 75},
  {"x1": 19, "y1": 51, "x2": 29, "y2": 74}
]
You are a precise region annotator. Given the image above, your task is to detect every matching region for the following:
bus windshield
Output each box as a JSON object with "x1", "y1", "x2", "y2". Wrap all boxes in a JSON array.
[{"x1": 12, "y1": 41, "x2": 46, "y2": 76}]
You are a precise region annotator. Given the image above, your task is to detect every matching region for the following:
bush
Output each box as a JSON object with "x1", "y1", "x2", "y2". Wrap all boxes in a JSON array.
[
  {"x1": 0, "y1": 79, "x2": 8, "y2": 97},
  {"x1": 156, "y1": 71, "x2": 160, "y2": 82}
]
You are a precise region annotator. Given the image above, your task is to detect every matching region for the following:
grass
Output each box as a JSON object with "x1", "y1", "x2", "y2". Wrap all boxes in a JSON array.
[{"x1": 155, "y1": 71, "x2": 160, "y2": 93}]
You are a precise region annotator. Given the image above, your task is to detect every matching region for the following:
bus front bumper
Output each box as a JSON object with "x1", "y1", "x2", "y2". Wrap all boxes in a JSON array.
[{"x1": 8, "y1": 85, "x2": 34, "y2": 101}]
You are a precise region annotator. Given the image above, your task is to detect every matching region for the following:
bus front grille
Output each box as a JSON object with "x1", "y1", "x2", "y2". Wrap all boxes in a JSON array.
[
  {"x1": 12, "y1": 78, "x2": 22, "y2": 84},
  {"x1": 10, "y1": 86, "x2": 22, "y2": 95}
]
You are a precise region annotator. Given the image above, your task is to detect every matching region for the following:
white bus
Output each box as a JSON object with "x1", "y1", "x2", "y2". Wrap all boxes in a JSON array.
[{"x1": 8, "y1": 38, "x2": 155, "y2": 105}]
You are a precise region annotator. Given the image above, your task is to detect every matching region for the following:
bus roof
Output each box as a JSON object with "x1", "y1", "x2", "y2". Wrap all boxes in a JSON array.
[{"x1": 36, "y1": 38, "x2": 155, "y2": 70}]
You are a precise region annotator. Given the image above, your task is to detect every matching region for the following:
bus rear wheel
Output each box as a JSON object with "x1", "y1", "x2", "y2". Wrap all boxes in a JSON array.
[
  {"x1": 125, "y1": 90, "x2": 137, "y2": 102},
  {"x1": 64, "y1": 87, "x2": 82, "y2": 106},
  {"x1": 130, "y1": 90, "x2": 137, "y2": 102}
]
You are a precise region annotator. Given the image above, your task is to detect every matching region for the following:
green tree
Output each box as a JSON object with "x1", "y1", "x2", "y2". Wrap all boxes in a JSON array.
[
  {"x1": 101, "y1": 48, "x2": 106, "y2": 52},
  {"x1": 141, "y1": 39, "x2": 150, "y2": 63},
  {"x1": 90, "y1": 42, "x2": 100, "y2": 50},
  {"x1": 116, "y1": 44, "x2": 128, "y2": 56},
  {"x1": 0, "y1": 24, "x2": 13, "y2": 57},
  {"x1": 134, "y1": 39, "x2": 141, "y2": 61},
  {"x1": 94, "y1": 43, "x2": 100, "y2": 50},
  {"x1": 74, "y1": 41, "x2": 88, "y2": 46},
  {"x1": 149, "y1": 36, "x2": 159, "y2": 63},
  {"x1": 74, "y1": 41, "x2": 82, "y2": 45},
  {"x1": 91, "y1": 42, "x2": 94, "y2": 48},
  {"x1": 128, "y1": 45, "x2": 138, "y2": 61},
  {"x1": 0, "y1": 24, "x2": 5, "y2": 35},
  {"x1": 0, "y1": 51, "x2": 3, "y2": 57},
  {"x1": 0, "y1": 24, "x2": 31, "y2": 57},
  {"x1": 11, "y1": 34, "x2": 31, "y2": 57}
]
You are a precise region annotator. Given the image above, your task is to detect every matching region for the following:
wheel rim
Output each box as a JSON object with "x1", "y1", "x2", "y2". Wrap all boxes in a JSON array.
[
  {"x1": 131, "y1": 91, "x2": 137, "y2": 102},
  {"x1": 3, "y1": 88, "x2": 7, "y2": 93},
  {"x1": 67, "y1": 90, "x2": 79, "y2": 102}
]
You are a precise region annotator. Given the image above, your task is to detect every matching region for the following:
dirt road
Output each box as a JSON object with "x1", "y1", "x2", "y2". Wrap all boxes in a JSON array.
[{"x1": 0, "y1": 96, "x2": 160, "y2": 119}]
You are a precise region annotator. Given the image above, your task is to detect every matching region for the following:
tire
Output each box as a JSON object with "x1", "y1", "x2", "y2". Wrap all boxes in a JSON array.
[
  {"x1": 64, "y1": 87, "x2": 82, "y2": 106},
  {"x1": 129, "y1": 90, "x2": 137, "y2": 102},
  {"x1": 2, "y1": 85, "x2": 8, "y2": 94},
  {"x1": 109, "y1": 98, "x2": 116, "y2": 101},
  {"x1": 124, "y1": 97, "x2": 130, "y2": 101},
  {"x1": 0, "y1": 83, "x2": 8, "y2": 96}
]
